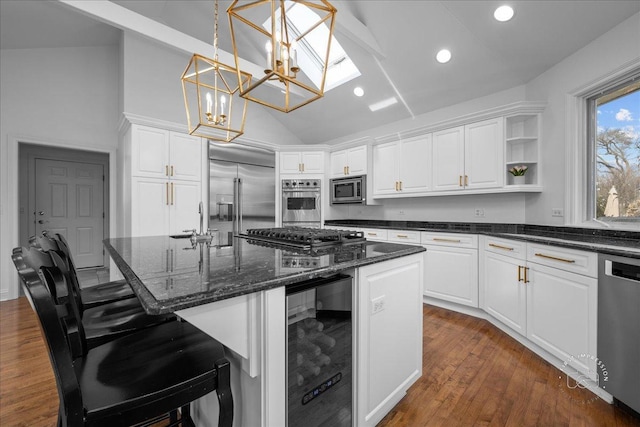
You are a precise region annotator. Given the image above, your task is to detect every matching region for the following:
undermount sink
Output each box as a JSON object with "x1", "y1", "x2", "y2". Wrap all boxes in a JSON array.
[{"x1": 169, "y1": 234, "x2": 192, "y2": 239}]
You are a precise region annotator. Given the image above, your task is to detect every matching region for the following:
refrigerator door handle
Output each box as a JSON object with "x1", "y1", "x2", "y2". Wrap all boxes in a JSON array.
[
  {"x1": 237, "y1": 178, "x2": 243, "y2": 234},
  {"x1": 233, "y1": 177, "x2": 238, "y2": 235}
]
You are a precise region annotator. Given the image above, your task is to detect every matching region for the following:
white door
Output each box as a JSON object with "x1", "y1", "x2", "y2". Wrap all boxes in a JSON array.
[
  {"x1": 464, "y1": 118, "x2": 503, "y2": 189},
  {"x1": 35, "y1": 158, "x2": 104, "y2": 268},
  {"x1": 432, "y1": 126, "x2": 465, "y2": 191},
  {"x1": 424, "y1": 245, "x2": 478, "y2": 307},
  {"x1": 131, "y1": 177, "x2": 170, "y2": 237},
  {"x1": 483, "y1": 251, "x2": 527, "y2": 334},
  {"x1": 372, "y1": 142, "x2": 399, "y2": 195},
  {"x1": 399, "y1": 135, "x2": 431, "y2": 193}
]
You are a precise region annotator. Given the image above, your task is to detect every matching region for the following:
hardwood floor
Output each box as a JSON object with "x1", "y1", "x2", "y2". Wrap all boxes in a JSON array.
[{"x1": 1, "y1": 298, "x2": 638, "y2": 426}]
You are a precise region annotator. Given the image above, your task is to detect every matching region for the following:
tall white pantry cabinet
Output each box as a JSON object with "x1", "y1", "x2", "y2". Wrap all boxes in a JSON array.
[{"x1": 119, "y1": 122, "x2": 206, "y2": 238}]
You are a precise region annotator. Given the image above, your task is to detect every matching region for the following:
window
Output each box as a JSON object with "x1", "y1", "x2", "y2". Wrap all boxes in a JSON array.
[
  {"x1": 264, "y1": 1, "x2": 360, "y2": 92},
  {"x1": 586, "y1": 77, "x2": 640, "y2": 226}
]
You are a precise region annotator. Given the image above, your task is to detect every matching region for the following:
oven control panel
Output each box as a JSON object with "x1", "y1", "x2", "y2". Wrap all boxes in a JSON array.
[{"x1": 282, "y1": 179, "x2": 321, "y2": 189}]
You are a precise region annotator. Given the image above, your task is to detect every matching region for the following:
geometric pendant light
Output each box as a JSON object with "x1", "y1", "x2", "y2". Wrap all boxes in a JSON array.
[
  {"x1": 227, "y1": 0, "x2": 337, "y2": 113},
  {"x1": 182, "y1": 0, "x2": 252, "y2": 142}
]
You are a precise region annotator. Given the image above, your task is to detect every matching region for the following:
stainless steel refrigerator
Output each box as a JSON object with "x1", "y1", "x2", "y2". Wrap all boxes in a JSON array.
[{"x1": 209, "y1": 142, "x2": 276, "y2": 246}]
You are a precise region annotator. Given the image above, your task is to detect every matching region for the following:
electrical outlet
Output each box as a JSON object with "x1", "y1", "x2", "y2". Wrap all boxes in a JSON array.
[
  {"x1": 371, "y1": 295, "x2": 386, "y2": 315},
  {"x1": 474, "y1": 208, "x2": 485, "y2": 217},
  {"x1": 552, "y1": 208, "x2": 564, "y2": 217},
  {"x1": 398, "y1": 210, "x2": 405, "y2": 216}
]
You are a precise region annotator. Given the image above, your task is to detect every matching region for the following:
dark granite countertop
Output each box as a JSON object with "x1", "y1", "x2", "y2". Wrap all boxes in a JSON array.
[
  {"x1": 324, "y1": 220, "x2": 640, "y2": 259},
  {"x1": 104, "y1": 235, "x2": 425, "y2": 314}
]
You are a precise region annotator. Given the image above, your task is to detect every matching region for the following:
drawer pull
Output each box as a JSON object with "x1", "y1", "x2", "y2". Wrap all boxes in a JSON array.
[
  {"x1": 489, "y1": 243, "x2": 514, "y2": 251},
  {"x1": 534, "y1": 253, "x2": 576, "y2": 263},
  {"x1": 433, "y1": 238, "x2": 461, "y2": 243},
  {"x1": 396, "y1": 234, "x2": 409, "y2": 238},
  {"x1": 367, "y1": 233, "x2": 378, "y2": 237}
]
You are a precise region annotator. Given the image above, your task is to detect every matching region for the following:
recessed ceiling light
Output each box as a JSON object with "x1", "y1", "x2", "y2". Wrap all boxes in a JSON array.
[
  {"x1": 436, "y1": 49, "x2": 452, "y2": 64},
  {"x1": 494, "y1": 5, "x2": 514, "y2": 22},
  {"x1": 368, "y1": 97, "x2": 398, "y2": 112},
  {"x1": 353, "y1": 87, "x2": 364, "y2": 97}
]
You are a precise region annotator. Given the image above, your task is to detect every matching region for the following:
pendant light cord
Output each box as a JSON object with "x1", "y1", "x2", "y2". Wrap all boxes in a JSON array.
[{"x1": 213, "y1": 0, "x2": 219, "y2": 61}]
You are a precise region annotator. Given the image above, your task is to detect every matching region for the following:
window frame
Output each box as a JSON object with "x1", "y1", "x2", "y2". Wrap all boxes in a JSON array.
[{"x1": 566, "y1": 63, "x2": 640, "y2": 231}]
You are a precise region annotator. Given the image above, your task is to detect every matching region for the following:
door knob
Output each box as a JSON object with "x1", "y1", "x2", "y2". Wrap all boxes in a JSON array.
[
  {"x1": 38, "y1": 220, "x2": 48, "y2": 224},
  {"x1": 38, "y1": 211, "x2": 45, "y2": 215}
]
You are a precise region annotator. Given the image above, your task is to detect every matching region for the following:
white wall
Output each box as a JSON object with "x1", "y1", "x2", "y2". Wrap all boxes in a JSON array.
[
  {"x1": 524, "y1": 12, "x2": 640, "y2": 225},
  {"x1": 0, "y1": 45, "x2": 119, "y2": 300},
  {"x1": 325, "y1": 86, "x2": 529, "y2": 223},
  {"x1": 121, "y1": 33, "x2": 302, "y2": 146}
]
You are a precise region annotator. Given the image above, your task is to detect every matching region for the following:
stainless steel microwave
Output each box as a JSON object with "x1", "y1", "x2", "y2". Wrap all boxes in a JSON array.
[{"x1": 330, "y1": 175, "x2": 366, "y2": 204}]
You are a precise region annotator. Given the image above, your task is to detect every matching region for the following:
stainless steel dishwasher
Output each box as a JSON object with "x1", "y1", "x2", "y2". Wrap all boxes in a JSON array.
[{"x1": 598, "y1": 254, "x2": 640, "y2": 414}]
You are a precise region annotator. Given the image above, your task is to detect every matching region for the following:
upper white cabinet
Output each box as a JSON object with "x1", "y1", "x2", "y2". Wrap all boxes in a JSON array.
[
  {"x1": 330, "y1": 145, "x2": 368, "y2": 178},
  {"x1": 505, "y1": 114, "x2": 541, "y2": 187},
  {"x1": 131, "y1": 125, "x2": 201, "y2": 182},
  {"x1": 280, "y1": 151, "x2": 324, "y2": 174},
  {"x1": 122, "y1": 124, "x2": 204, "y2": 237},
  {"x1": 372, "y1": 134, "x2": 431, "y2": 197},
  {"x1": 432, "y1": 118, "x2": 503, "y2": 192}
]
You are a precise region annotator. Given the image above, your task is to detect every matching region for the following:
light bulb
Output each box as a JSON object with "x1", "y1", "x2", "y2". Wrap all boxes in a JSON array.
[
  {"x1": 206, "y1": 92, "x2": 212, "y2": 114},
  {"x1": 494, "y1": 5, "x2": 514, "y2": 22},
  {"x1": 436, "y1": 49, "x2": 451, "y2": 64}
]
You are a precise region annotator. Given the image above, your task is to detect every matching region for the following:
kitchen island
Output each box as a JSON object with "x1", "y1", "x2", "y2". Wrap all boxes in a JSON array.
[{"x1": 104, "y1": 234, "x2": 425, "y2": 427}]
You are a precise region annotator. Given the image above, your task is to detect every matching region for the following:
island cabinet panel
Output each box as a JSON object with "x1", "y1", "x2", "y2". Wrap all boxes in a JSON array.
[{"x1": 355, "y1": 253, "x2": 423, "y2": 427}]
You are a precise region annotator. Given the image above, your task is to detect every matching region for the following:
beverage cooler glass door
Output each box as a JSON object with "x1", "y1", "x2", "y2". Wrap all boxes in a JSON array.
[{"x1": 286, "y1": 275, "x2": 353, "y2": 427}]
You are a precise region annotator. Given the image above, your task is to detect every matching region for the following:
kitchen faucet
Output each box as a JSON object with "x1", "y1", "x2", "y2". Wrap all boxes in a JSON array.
[{"x1": 183, "y1": 201, "x2": 216, "y2": 244}]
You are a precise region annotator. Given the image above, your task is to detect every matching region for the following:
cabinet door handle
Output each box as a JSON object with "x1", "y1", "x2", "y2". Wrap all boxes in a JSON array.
[
  {"x1": 489, "y1": 243, "x2": 514, "y2": 251},
  {"x1": 301, "y1": 163, "x2": 305, "y2": 172},
  {"x1": 395, "y1": 181, "x2": 399, "y2": 191},
  {"x1": 433, "y1": 238, "x2": 461, "y2": 243},
  {"x1": 517, "y1": 265, "x2": 522, "y2": 282},
  {"x1": 166, "y1": 182, "x2": 169, "y2": 205},
  {"x1": 523, "y1": 266, "x2": 529, "y2": 283},
  {"x1": 534, "y1": 253, "x2": 576, "y2": 263},
  {"x1": 343, "y1": 166, "x2": 347, "y2": 175},
  {"x1": 465, "y1": 175, "x2": 468, "y2": 186},
  {"x1": 459, "y1": 176, "x2": 463, "y2": 187},
  {"x1": 170, "y1": 182, "x2": 174, "y2": 205},
  {"x1": 166, "y1": 165, "x2": 169, "y2": 176},
  {"x1": 347, "y1": 166, "x2": 350, "y2": 175},
  {"x1": 171, "y1": 165, "x2": 174, "y2": 177},
  {"x1": 399, "y1": 181, "x2": 403, "y2": 191}
]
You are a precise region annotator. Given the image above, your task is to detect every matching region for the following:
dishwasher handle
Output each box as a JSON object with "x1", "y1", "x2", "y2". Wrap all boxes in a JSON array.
[{"x1": 606, "y1": 259, "x2": 640, "y2": 282}]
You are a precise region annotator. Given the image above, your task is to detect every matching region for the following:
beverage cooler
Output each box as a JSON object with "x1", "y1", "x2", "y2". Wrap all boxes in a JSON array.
[{"x1": 286, "y1": 274, "x2": 353, "y2": 427}]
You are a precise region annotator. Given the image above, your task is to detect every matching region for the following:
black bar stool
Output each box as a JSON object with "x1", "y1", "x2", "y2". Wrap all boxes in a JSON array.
[{"x1": 12, "y1": 248, "x2": 234, "y2": 427}]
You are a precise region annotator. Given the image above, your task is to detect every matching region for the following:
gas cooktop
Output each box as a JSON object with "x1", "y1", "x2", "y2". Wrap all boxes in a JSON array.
[{"x1": 243, "y1": 227, "x2": 366, "y2": 249}]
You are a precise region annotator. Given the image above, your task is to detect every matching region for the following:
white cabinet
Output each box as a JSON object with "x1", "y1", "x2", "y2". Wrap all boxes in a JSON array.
[
  {"x1": 422, "y1": 232, "x2": 478, "y2": 308},
  {"x1": 123, "y1": 124, "x2": 203, "y2": 237},
  {"x1": 432, "y1": 118, "x2": 503, "y2": 191},
  {"x1": 480, "y1": 236, "x2": 597, "y2": 377},
  {"x1": 330, "y1": 145, "x2": 368, "y2": 178},
  {"x1": 356, "y1": 253, "x2": 423, "y2": 427},
  {"x1": 280, "y1": 151, "x2": 324, "y2": 174},
  {"x1": 372, "y1": 134, "x2": 431, "y2": 197}
]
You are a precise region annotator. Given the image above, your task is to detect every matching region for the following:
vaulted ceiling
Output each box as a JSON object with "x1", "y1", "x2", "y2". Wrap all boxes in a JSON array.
[{"x1": 2, "y1": 1, "x2": 638, "y2": 144}]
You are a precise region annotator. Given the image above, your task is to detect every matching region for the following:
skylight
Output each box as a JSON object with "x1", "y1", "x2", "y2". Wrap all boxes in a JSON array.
[{"x1": 264, "y1": 1, "x2": 360, "y2": 92}]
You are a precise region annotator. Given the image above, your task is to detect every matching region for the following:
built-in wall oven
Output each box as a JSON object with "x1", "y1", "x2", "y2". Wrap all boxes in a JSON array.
[
  {"x1": 286, "y1": 274, "x2": 353, "y2": 427},
  {"x1": 282, "y1": 179, "x2": 321, "y2": 228}
]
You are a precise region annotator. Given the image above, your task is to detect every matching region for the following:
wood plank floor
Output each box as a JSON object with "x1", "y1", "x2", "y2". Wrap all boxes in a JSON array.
[{"x1": 1, "y1": 298, "x2": 638, "y2": 426}]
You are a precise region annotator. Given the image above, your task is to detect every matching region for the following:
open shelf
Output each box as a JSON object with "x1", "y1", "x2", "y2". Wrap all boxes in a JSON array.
[{"x1": 505, "y1": 113, "x2": 540, "y2": 187}]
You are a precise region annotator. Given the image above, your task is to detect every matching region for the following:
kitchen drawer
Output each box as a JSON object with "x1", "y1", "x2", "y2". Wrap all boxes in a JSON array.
[
  {"x1": 421, "y1": 232, "x2": 478, "y2": 248},
  {"x1": 387, "y1": 229, "x2": 420, "y2": 244},
  {"x1": 361, "y1": 228, "x2": 388, "y2": 241},
  {"x1": 526, "y1": 243, "x2": 597, "y2": 278},
  {"x1": 483, "y1": 236, "x2": 526, "y2": 260}
]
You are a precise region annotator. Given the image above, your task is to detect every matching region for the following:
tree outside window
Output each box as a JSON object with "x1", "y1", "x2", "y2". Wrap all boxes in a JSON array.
[{"x1": 594, "y1": 85, "x2": 640, "y2": 222}]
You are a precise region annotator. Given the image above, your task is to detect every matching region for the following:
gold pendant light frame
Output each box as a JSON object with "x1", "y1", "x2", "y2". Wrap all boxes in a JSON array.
[
  {"x1": 181, "y1": 0, "x2": 252, "y2": 143},
  {"x1": 227, "y1": 0, "x2": 337, "y2": 113}
]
